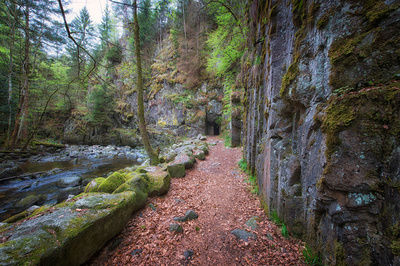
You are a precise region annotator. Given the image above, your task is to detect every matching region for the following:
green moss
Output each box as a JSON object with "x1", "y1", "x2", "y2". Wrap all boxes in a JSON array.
[
  {"x1": 280, "y1": 57, "x2": 300, "y2": 98},
  {"x1": 321, "y1": 96, "x2": 356, "y2": 156},
  {"x1": 366, "y1": 2, "x2": 400, "y2": 24},
  {"x1": 329, "y1": 31, "x2": 370, "y2": 65},
  {"x1": 84, "y1": 177, "x2": 106, "y2": 193},
  {"x1": 98, "y1": 173, "x2": 127, "y2": 193},
  {"x1": 334, "y1": 240, "x2": 346, "y2": 266},
  {"x1": 322, "y1": 83, "x2": 400, "y2": 158},
  {"x1": 391, "y1": 240, "x2": 400, "y2": 256},
  {"x1": 2, "y1": 211, "x2": 30, "y2": 223}
]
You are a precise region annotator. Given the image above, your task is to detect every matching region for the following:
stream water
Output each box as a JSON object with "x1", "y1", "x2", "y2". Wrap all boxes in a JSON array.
[{"x1": 0, "y1": 145, "x2": 146, "y2": 221}]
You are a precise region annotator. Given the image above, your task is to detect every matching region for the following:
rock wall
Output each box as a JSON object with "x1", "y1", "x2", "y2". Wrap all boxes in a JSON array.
[{"x1": 242, "y1": 0, "x2": 400, "y2": 264}]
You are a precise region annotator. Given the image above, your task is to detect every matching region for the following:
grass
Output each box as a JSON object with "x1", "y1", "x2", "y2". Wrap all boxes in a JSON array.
[
  {"x1": 238, "y1": 159, "x2": 259, "y2": 194},
  {"x1": 223, "y1": 131, "x2": 232, "y2": 147},
  {"x1": 303, "y1": 245, "x2": 323, "y2": 265}
]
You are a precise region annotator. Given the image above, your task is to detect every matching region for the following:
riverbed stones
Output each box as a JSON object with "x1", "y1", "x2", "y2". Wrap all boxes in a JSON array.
[
  {"x1": 57, "y1": 176, "x2": 82, "y2": 188},
  {"x1": 16, "y1": 194, "x2": 46, "y2": 209}
]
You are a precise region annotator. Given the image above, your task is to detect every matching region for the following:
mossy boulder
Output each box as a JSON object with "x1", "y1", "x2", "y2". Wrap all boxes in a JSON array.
[
  {"x1": 84, "y1": 177, "x2": 106, "y2": 193},
  {"x1": 193, "y1": 149, "x2": 205, "y2": 160},
  {"x1": 167, "y1": 161, "x2": 186, "y2": 178},
  {"x1": 0, "y1": 191, "x2": 147, "y2": 265},
  {"x1": 175, "y1": 153, "x2": 196, "y2": 169},
  {"x1": 97, "y1": 172, "x2": 127, "y2": 193},
  {"x1": 113, "y1": 173, "x2": 148, "y2": 195},
  {"x1": 146, "y1": 166, "x2": 171, "y2": 196}
]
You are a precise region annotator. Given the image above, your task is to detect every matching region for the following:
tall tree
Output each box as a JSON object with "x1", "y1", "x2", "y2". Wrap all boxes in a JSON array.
[
  {"x1": 133, "y1": 0, "x2": 159, "y2": 165},
  {"x1": 9, "y1": 0, "x2": 31, "y2": 147}
]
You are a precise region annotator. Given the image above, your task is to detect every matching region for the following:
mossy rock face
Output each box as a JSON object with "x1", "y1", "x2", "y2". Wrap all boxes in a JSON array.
[
  {"x1": 146, "y1": 167, "x2": 171, "y2": 196},
  {"x1": 97, "y1": 172, "x2": 127, "y2": 193},
  {"x1": 0, "y1": 192, "x2": 147, "y2": 265},
  {"x1": 84, "y1": 177, "x2": 106, "y2": 193}
]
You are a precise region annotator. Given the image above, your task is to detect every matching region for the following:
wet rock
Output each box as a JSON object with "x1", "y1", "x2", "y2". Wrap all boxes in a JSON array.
[
  {"x1": 183, "y1": 249, "x2": 194, "y2": 260},
  {"x1": 174, "y1": 210, "x2": 198, "y2": 222},
  {"x1": 16, "y1": 194, "x2": 46, "y2": 209},
  {"x1": 231, "y1": 229, "x2": 257, "y2": 242},
  {"x1": 245, "y1": 216, "x2": 259, "y2": 230},
  {"x1": 169, "y1": 223, "x2": 183, "y2": 233},
  {"x1": 56, "y1": 176, "x2": 82, "y2": 188},
  {"x1": 26, "y1": 205, "x2": 40, "y2": 213}
]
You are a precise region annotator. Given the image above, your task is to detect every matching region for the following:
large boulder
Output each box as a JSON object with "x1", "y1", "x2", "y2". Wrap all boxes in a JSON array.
[
  {"x1": 167, "y1": 160, "x2": 186, "y2": 178},
  {"x1": 146, "y1": 166, "x2": 171, "y2": 196},
  {"x1": 0, "y1": 191, "x2": 147, "y2": 265}
]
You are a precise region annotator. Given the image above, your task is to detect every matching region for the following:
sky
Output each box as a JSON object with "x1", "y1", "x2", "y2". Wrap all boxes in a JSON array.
[{"x1": 66, "y1": 0, "x2": 109, "y2": 25}]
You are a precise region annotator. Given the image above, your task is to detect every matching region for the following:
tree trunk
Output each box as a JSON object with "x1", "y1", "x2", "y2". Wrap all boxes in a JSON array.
[
  {"x1": 6, "y1": 2, "x2": 16, "y2": 147},
  {"x1": 133, "y1": 0, "x2": 159, "y2": 165},
  {"x1": 10, "y1": 1, "x2": 30, "y2": 148}
]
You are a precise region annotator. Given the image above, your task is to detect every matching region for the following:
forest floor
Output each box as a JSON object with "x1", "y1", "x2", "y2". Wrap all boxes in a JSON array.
[{"x1": 89, "y1": 137, "x2": 305, "y2": 265}]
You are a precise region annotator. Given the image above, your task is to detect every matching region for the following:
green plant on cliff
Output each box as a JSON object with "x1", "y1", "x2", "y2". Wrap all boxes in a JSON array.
[{"x1": 303, "y1": 245, "x2": 323, "y2": 266}]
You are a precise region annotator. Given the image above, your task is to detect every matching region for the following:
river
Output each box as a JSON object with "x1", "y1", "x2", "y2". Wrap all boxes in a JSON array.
[{"x1": 0, "y1": 145, "x2": 146, "y2": 221}]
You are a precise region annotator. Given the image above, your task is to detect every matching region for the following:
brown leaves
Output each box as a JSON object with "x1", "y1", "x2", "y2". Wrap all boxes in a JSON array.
[{"x1": 89, "y1": 137, "x2": 305, "y2": 265}]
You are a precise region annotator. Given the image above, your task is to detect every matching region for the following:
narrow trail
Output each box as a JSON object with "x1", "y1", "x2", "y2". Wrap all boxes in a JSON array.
[{"x1": 90, "y1": 137, "x2": 305, "y2": 265}]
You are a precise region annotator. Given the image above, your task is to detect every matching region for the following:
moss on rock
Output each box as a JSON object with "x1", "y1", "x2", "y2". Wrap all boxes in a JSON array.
[
  {"x1": 147, "y1": 168, "x2": 171, "y2": 196},
  {"x1": 98, "y1": 172, "x2": 127, "y2": 193},
  {"x1": 84, "y1": 177, "x2": 106, "y2": 193}
]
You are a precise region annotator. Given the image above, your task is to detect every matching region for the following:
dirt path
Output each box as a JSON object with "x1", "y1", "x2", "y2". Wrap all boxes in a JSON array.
[{"x1": 90, "y1": 137, "x2": 305, "y2": 265}]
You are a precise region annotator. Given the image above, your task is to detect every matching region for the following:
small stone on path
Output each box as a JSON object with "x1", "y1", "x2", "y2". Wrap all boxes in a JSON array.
[
  {"x1": 245, "y1": 216, "x2": 259, "y2": 230},
  {"x1": 149, "y1": 203, "x2": 157, "y2": 211},
  {"x1": 184, "y1": 249, "x2": 194, "y2": 260},
  {"x1": 173, "y1": 210, "x2": 198, "y2": 222},
  {"x1": 131, "y1": 249, "x2": 143, "y2": 256},
  {"x1": 231, "y1": 229, "x2": 257, "y2": 242},
  {"x1": 169, "y1": 223, "x2": 183, "y2": 233}
]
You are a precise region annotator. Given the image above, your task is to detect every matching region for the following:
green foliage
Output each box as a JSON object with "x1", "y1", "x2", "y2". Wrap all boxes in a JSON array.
[
  {"x1": 237, "y1": 157, "x2": 258, "y2": 194},
  {"x1": 303, "y1": 246, "x2": 323, "y2": 265},
  {"x1": 281, "y1": 223, "x2": 289, "y2": 238},
  {"x1": 86, "y1": 84, "x2": 114, "y2": 125},
  {"x1": 106, "y1": 43, "x2": 123, "y2": 65},
  {"x1": 238, "y1": 159, "x2": 247, "y2": 172},
  {"x1": 270, "y1": 210, "x2": 282, "y2": 225},
  {"x1": 223, "y1": 131, "x2": 232, "y2": 147}
]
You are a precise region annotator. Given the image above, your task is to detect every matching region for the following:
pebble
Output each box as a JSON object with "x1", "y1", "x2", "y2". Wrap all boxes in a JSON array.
[
  {"x1": 131, "y1": 249, "x2": 143, "y2": 256},
  {"x1": 183, "y1": 249, "x2": 194, "y2": 260}
]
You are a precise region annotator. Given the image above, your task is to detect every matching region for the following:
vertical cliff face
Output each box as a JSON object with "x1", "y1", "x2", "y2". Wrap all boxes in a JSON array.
[{"x1": 243, "y1": 0, "x2": 400, "y2": 264}]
